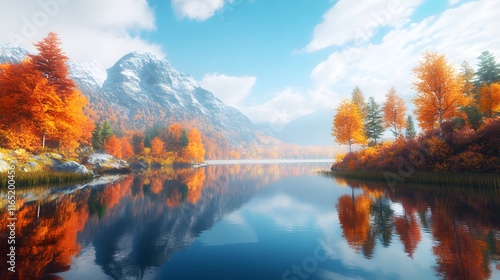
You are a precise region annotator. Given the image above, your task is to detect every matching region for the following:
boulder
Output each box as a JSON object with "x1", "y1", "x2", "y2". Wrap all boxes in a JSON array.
[
  {"x1": 88, "y1": 153, "x2": 131, "y2": 174},
  {"x1": 54, "y1": 161, "x2": 92, "y2": 174}
]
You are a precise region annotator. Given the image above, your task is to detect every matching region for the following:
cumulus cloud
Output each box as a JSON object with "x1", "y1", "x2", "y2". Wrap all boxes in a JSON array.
[
  {"x1": 0, "y1": 0, "x2": 163, "y2": 67},
  {"x1": 171, "y1": 0, "x2": 227, "y2": 21},
  {"x1": 241, "y1": 87, "x2": 329, "y2": 124},
  {"x1": 308, "y1": 0, "x2": 500, "y2": 107},
  {"x1": 200, "y1": 73, "x2": 256, "y2": 108},
  {"x1": 303, "y1": 0, "x2": 423, "y2": 52}
]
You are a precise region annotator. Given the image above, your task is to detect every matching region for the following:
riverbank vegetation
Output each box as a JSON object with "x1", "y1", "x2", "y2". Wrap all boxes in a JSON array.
[{"x1": 331, "y1": 50, "x2": 500, "y2": 175}]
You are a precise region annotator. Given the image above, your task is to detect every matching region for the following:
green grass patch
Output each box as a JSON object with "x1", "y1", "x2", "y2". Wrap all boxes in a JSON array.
[{"x1": 0, "y1": 171, "x2": 93, "y2": 188}]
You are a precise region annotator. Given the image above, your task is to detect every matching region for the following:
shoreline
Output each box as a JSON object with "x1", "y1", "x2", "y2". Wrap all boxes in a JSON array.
[{"x1": 321, "y1": 169, "x2": 500, "y2": 188}]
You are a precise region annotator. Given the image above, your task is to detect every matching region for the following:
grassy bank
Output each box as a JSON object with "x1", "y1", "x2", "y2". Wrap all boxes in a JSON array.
[
  {"x1": 321, "y1": 169, "x2": 500, "y2": 188},
  {"x1": 0, "y1": 171, "x2": 93, "y2": 188}
]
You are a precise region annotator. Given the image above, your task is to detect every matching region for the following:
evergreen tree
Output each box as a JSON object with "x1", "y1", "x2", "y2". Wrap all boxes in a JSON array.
[
  {"x1": 460, "y1": 61, "x2": 483, "y2": 129},
  {"x1": 91, "y1": 122, "x2": 102, "y2": 150},
  {"x1": 475, "y1": 51, "x2": 500, "y2": 87},
  {"x1": 405, "y1": 115, "x2": 417, "y2": 140},
  {"x1": 101, "y1": 121, "x2": 113, "y2": 144},
  {"x1": 144, "y1": 133, "x2": 152, "y2": 148},
  {"x1": 364, "y1": 96, "x2": 384, "y2": 144},
  {"x1": 351, "y1": 86, "x2": 367, "y2": 118},
  {"x1": 166, "y1": 131, "x2": 175, "y2": 151},
  {"x1": 179, "y1": 129, "x2": 189, "y2": 148}
]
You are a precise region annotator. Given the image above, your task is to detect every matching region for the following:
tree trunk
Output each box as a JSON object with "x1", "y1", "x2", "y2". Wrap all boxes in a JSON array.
[{"x1": 42, "y1": 133, "x2": 46, "y2": 149}]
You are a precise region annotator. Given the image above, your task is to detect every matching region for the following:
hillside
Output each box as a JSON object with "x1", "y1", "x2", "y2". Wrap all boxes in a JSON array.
[{"x1": 0, "y1": 45, "x2": 258, "y2": 150}]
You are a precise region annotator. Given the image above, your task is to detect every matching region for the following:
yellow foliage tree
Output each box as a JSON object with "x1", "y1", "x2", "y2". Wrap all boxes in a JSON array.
[
  {"x1": 332, "y1": 99, "x2": 367, "y2": 152},
  {"x1": 478, "y1": 83, "x2": 500, "y2": 118},
  {"x1": 412, "y1": 51, "x2": 470, "y2": 133},
  {"x1": 382, "y1": 87, "x2": 407, "y2": 137},
  {"x1": 182, "y1": 128, "x2": 206, "y2": 163}
]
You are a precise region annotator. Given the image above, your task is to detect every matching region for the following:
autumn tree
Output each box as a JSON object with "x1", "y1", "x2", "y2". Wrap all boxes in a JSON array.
[
  {"x1": 478, "y1": 83, "x2": 500, "y2": 118},
  {"x1": 28, "y1": 32, "x2": 76, "y2": 100},
  {"x1": 120, "y1": 137, "x2": 134, "y2": 158},
  {"x1": 475, "y1": 51, "x2": 500, "y2": 87},
  {"x1": 382, "y1": 87, "x2": 407, "y2": 137},
  {"x1": 405, "y1": 115, "x2": 417, "y2": 140},
  {"x1": 0, "y1": 61, "x2": 61, "y2": 150},
  {"x1": 332, "y1": 99, "x2": 367, "y2": 152},
  {"x1": 182, "y1": 128, "x2": 206, "y2": 163},
  {"x1": 412, "y1": 51, "x2": 470, "y2": 134},
  {"x1": 104, "y1": 135, "x2": 122, "y2": 158},
  {"x1": 364, "y1": 96, "x2": 384, "y2": 144},
  {"x1": 151, "y1": 137, "x2": 165, "y2": 158},
  {"x1": 0, "y1": 58, "x2": 91, "y2": 150}
]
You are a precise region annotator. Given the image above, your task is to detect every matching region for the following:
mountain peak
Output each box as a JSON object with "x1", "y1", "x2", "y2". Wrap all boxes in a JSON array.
[
  {"x1": 122, "y1": 50, "x2": 164, "y2": 62},
  {"x1": 0, "y1": 44, "x2": 30, "y2": 64},
  {"x1": 105, "y1": 50, "x2": 198, "y2": 93}
]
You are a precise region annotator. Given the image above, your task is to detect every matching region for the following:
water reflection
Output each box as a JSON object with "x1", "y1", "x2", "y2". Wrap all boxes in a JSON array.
[
  {"x1": 0, "y1": 163, "x2": 324, "y2": 280},
  {"x1": 1, "y1": 164, "x2": 499, "y2": 280},
  {"x1": 333, "y1": 176, "x2": 500, "y2": 280}
]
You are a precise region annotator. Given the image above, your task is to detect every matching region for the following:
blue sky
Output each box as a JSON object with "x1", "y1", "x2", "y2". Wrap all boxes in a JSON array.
[{"x1": 1, "y1": 0, "x2": 499, "y2": 125}]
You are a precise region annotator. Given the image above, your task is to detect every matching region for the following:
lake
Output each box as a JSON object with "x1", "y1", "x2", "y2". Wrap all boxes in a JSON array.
[{"x1": 1, "y1": 161, "x2": 500, "y2": 280}]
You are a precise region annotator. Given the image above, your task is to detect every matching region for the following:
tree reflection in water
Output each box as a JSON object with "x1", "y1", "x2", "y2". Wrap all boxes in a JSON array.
[{"x1": 334, "y1": 176, "x2": 500, "y2": 280}]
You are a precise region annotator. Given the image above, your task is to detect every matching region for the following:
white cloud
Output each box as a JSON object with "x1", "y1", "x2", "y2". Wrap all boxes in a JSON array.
[
  {"x1": 242, "y1": 87, "x2": 322, "y2": 124},
  {"x1": 258, "y1": 0, "x2": 500, "y2": 125},
  {"x1": 171, "y1": 0, "x2": 227, "y2": 21},
  {"x1": 308, "y1": 0, "x2": 500, "y2": 109},
  {"x1": 0, "y1": 0, "x2": 163, "y2": 67},
  {"x1": 241, "y1": 84, "x2": 344, "y2": 125},
  {"x1": 449, "y1": 0, "x2": 461, "y2": 5},
  {"x1": 200, "y1": 73, "x2": 256, "y2": 107},
  {"x1": 303, "y1": 0, "x2": 424, "y2": 52}
]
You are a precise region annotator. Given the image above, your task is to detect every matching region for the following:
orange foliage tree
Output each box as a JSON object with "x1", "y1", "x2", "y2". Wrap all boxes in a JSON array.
[
  {"x1": 181, "y1": 128, "x2": 206, "y2": 163},
  {"x1": 120, "y1": 137, "x2": 134, "y2": 158},
  {"x1": 478, "y1": 83, "x2": 500, "y2": 118},
  {"x1": 28, "y1": 32, "x2": 76, "y2": 100},
  {"x1": 412, "y1": 51, "x2": 470, "y2": 133},
  {"x1": 151, "y1": 137, "x2": 166, "y2": 158},
  {"x1": 382, "y1": 87, "x2": 407, "y2": 137},
  {"x1": 332, "y1": 99, "x2": 367, "y2": 152},
  {"x1": 104, "y1": 135, "x2": 122, "y2": 158},
  {"x1": 0, "y1": 33, "x2": 91, "y2": 151}
]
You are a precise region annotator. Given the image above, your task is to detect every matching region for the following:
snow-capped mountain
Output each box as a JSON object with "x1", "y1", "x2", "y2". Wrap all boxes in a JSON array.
[
  {"x1": 0, "y1": 44, "x2": 258, "y2": 146},
  {"x1": 0, "y1": 44, "x2": 29, "y2": 64}
]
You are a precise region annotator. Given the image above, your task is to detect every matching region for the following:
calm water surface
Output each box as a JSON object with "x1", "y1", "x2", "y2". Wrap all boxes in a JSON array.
[{"x1": 1, "y1": 162, "x2": 500, "y2": 280}]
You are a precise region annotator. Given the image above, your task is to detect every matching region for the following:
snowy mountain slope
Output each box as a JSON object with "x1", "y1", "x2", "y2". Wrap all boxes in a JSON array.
[
  {"x1": 0, "y1": 44, "x2": 258, "y2": 146},
  {"x1": 0, "y1": 44, "x2": 28, "y2": 64}
]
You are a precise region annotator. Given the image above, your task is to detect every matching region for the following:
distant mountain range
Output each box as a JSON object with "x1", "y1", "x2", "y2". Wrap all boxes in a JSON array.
[
  {"x1": 0, "y1": 44, "x2": 335, "y2": 149},
  {"x1": 257, "y1": 108, "x2": 335, "y2": 146}
]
